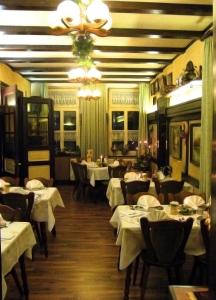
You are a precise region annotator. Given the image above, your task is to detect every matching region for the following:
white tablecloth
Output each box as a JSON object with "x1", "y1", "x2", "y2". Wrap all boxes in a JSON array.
[
  {"x1": 110, "y1": 205, "x2": 205, "y2": 270},
  {"x1": 1, "y1": 222, "x2": 36, "y2": 299},
  {"x1": 9, "y1": 187, "x2": 65, "y2": 231},
  {"x1": 106, "y1": 178, "x2": 194, "y2": 209}
]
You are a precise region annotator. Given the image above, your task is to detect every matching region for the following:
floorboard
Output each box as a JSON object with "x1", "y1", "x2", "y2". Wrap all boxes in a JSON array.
[{"x1": 5, "y1": 184, "x2": 193, "y2": 300}]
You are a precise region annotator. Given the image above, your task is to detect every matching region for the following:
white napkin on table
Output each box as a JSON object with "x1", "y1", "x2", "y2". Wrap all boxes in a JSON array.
[
  {"x1": 25, "y1": 179, "x2": 44, "y2": 190},
  {"x1": 124, "y1": 172, "x2": 138, "y2": 180},
  {"x1": 148, "y1": 210, "x2": 170, "y2": 222},
  {"x1": 0, "y1": 179, "x2": 8, "y2": 188},
  {"x1": 113, "y1": 160, "x2": 119, "y2": 166},
  {"x1": 157, "y1": 171, "x2": 165, "y2": 180},
  {"x1": 137, "y1": 195, "x2": 160, "y2": 208},
  {"x1": 183, "y1": 195, "x2": 205, "y2": 210}
]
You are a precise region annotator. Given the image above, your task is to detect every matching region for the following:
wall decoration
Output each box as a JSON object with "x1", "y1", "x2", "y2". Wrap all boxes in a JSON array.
[
  {"x1": 148, "y1": 123, "x2": 158, "y2": 159},
  {"x1": 169, "y1": 125, "x2": 182, "y2": 160},
  {"x1": 190, "y1": 123, "x2": 201, "y2": 166}
]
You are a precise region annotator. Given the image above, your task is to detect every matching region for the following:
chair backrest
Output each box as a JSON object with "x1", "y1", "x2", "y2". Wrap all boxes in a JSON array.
[
  {"x1": 108, "y1": 165, "x2": 127, "y2": 178},
  {"x1": 76, "y1": 163, "x2": 89, "y2": 184},
  {"x1": 71, "y1": 161, "x2": 80, "y2": 181},
  {"x1": 140, "y1": 217, "x2": 193, "y2": 266},
  {"x1": 24, "y1": 177, "x2": 54, "y2": 187},
  {"x1": 0, "y1": 176, "x2": 20, "y2": 186},
  {"x1": 0, "y1": 203, "x2": 21, "y2": 221},
  {"x1": 159, "y1": 180, "x2": 184, "y2": 204},
  {"x1": 167, "y1": 191, "x2": 206, "y2": 205},
  {"x1": 120, "y1": 180, "x2": 150, "y2": 205},
  {"x1": 200, "y1": 218, "x2": 210, "y2": 255},
  {"x1": 0, "y1": 192, "x2": 34, "y2": 221}
]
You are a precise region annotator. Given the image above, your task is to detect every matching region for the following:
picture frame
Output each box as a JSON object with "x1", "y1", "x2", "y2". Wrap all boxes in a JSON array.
[
  {"x1": 169, "y1": 125, "x2": 182, "y2": 160},
  {"x1": 148, "y1": 123, "x2": 158, "y2": 159},
  {"x1": 190, "y1": 123, "x2": 201, "y2": 166}
]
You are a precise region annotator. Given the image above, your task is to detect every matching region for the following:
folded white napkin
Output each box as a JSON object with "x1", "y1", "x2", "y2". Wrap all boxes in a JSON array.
[
  {"x1": 157, "y1": 171, "x2": 165, "y2": 180},
  {"x1": 88, "y1": 161, "x2": 97, "y2": 167},
  {"x1": 81, "y1": 160, "x2": 87, "y2": 165},
  {"x1": 0, "y1": 213, "x2": 7, "y2": 227},
  {"x1": 137, "y1": 195, "x2": 160, "y2": 208},
  {"x1": 183, "y1": 195, "x2": 205, "y2": 210},
  {"x1": 0, "y1": 179, "x2": 8, "y2": 188},
  {"x1": 113, "y1": 160, "x2": 120, "y2": 167},
  {"x1": 124, "y1": 172, "x2": 138, "y2": 180},
  {"x1": 148, "y1": 210, "x2": 170, "y2": 222},
  {"x1": 25, "y1": 179, "x2": 44, "y2": 190}
]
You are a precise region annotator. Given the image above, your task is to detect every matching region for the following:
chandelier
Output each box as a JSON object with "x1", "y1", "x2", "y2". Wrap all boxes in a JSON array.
[
  {"x1": 49, "y1": 0, "x2": 112, "y2": 37},
  {"x1": 68, "y1": 65, "x2": 101, "y2": 83},
  {"x1": 77, "y1": 87, "x2": 101, "y2": 101}
]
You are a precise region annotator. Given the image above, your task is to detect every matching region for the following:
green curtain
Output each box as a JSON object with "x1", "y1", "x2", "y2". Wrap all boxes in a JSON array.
[
  {"x1": 138, "y1": 83, "x2": 150, "y2": 155},
  {"x1": 80, "y1": 84, "x2": 108, "y2": 160},
  {"x1": 200, "y1": 36, "x2": 213, "y2": 200}
]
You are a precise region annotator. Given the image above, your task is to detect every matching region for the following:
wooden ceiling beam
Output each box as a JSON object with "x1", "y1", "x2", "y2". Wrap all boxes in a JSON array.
[
  {"x1": 0, "y1": 1, "x2": 212, "y2": 16},
  {"x1": 0, "y1": 25, "x2": 203, "y2": 39},
  {"x1": 16, "y1": 67, "x2": 163, "y2": 72},
  {"x1": 0, "y1": 44, "x2": 184, "y2": 54},
  {"x1": 22, "y1": 74, "x2": 154, "y2": 79}
]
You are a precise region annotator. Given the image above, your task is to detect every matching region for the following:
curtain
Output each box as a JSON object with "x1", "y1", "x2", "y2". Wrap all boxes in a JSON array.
[
  {"x1": 200, "y1": 36, "x2": 213, "y2": 200},
  {"x1": 80, "y1": 84, "x2": 108, "y2": 160},
  {"x1": 138, "y1": 83, "x2": 150, "y2": 155}
]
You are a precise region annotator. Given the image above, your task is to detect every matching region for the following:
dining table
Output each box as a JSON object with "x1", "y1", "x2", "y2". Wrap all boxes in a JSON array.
[
  {"x1": 110, "y1": 205, "x2": 205, "y2": 271},
  {"x1": 1, "y1": 221, "x2": 36, "y2": 299},
  {"x1": 106, "y1": 178, "x2": 194, "y2": 209},
  {"x1": 70, "y1": 161, "x2": 109, "y2": 186}
]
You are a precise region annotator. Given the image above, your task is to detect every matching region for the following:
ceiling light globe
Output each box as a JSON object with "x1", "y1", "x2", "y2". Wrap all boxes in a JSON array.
[
  {"x1": 86, "y1": 0, "x2": 109, "y2": 23},
  {"x1": 92, "y1": 89, "x2": 101, "y2": 98},
  {"x1": 57, "y1": 0, "x2": 81, "y2": 26},
  {"x1": 102, "y1": 14, "x2": 112, "y2": 30},
  {"x1": 87, "y1": 68, "x2": 101, "y2": 80},
  {"x1": 48, "y1": 11, "x2": 64, "y2": 28}
]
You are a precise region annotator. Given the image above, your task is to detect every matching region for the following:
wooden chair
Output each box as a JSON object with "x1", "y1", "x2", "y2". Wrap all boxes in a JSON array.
[
  {"x1": 137, "y1": 217, "x2": 193, "y2": 299},
  {"x1": 108, "y1": 165, "x2": 127, "y2": 178},
  {"x1": 0, "y1": 176, "x2": 20, "y2": 186},
  {"x1": 189, "y1": 218, "x2": 209, "y2": 285},
  {"x1": 71, "y1": 161, "x2": 81, "y2": 199},
  {"x1": 24, "y1": 177, "x2": 54, "y2": 187},
  {"x1": 0, "y1": 192, "x2": 35, "y2": 298},
  {"x1": 154, "y1": 179, "x2": 184, "y2": 204},
  {"x1": 120, "y1": 180, "x2": 150, "y2": 205},
  {"x1": 76, "y1": 163, "x2": 94, "y2": 201}
]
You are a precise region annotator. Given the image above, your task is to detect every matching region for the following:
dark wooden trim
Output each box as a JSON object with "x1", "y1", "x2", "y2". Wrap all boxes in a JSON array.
[
  {"x1": 0, "y1": 1, "x2": 212, "y2": 16},
  {"x1": 166, "y1": 98, "x2": 201, "y2": 119}
]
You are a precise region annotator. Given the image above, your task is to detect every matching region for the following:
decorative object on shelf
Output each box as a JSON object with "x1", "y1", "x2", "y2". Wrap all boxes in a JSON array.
[
  {"x1": 181, "y1": 60, "x2": 199, "y2": 85},
  {"x1": 49, "y1": 0, "x2": 112, "y2": 37}
]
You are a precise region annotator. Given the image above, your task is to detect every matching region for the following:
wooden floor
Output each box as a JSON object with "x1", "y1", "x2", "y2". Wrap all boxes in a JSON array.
[{"x1": 5, "y1": 184, "x2": 193, "y2": 300}]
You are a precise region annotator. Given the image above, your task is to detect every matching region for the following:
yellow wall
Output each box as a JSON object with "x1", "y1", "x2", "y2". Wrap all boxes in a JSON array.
[{"x1": 0, "y1": 63, "x2": 31, "y2": 96}]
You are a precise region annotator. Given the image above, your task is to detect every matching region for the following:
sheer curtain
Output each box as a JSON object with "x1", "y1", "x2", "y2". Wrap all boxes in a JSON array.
[
  {"x1": 200, "y1": 36, "x2": 213, "y2": 199},
  {"x1": 138, "y1": 83, "x2": 150, "y2": 155},
  {"x1": 80, "y1": 84, "x2": 108, "y2": 160}
]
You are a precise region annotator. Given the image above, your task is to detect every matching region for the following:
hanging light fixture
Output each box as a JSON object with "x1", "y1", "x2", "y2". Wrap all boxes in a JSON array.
[
  {"x1": 49, "y1": 0, "x2": 112, "y2": 37},
  {"x1": 68, "y1": 65, "x2": 101, "y2": 83},
  {"x1": 77, "y1": 86, "x2": 101, "y2": 101}
]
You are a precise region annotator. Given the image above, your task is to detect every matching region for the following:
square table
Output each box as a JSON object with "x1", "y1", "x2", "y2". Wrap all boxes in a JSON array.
[{"x1": 1, "y1": 222, "x2": 36, "y2": 299}]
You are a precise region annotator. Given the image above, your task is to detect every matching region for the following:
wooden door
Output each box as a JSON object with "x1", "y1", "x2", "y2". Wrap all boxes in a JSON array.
[
  {"x1": 22, "y1": 96, "x2": 54, "y2": 179},
  {"x1": 1, "y1": 85, "x2": 23, "y2": 178}
]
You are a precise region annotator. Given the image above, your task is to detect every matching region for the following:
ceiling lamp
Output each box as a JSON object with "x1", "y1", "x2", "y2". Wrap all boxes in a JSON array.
[
  {"x1": 49, "y1": 0, "x2": 112, "y2": 37},
  {"x1": 77, "y1": 87, "x2": 101, "y2": 101},
  {"x1": 68, "y1": 65, "x2": 101, "y2": 83}
]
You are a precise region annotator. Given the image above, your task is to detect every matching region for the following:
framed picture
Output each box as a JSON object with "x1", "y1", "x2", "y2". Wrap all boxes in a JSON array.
[
  {"x1": 148, "y1": 123, "x2": 157, "y2": 159},
  {"x1": 190, "y1": 123, "x2": 201, "y2": 166},
  {"x1": 169, "y1": 125, "x2": 182, "y2": 159}
]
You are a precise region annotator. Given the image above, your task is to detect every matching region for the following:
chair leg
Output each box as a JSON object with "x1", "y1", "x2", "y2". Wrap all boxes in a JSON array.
[
  {"x1": 133, "y1": 255, "x2": 140, "y2": 285},
  {"x1": 51, "y1": 225, "x2": 56, "y2": 237},
  {"x1": 19, "y1": 254, "x2": 29, "y2": 299},
  {"x1": 189, "y1": 259, "x2": 198, "y2": 284},
  {"x1": 39, "y1": 222, "x2": 48, "y2": 257},
  {"x1": 10, "y1": 267, "x2": 23, "y2": 295},
  {"x1": 123, "y1": 263, "x2": 133, "y2": 300},
  {"x1": 140, "y1": 265, "x2": 150, "y2": 300}
]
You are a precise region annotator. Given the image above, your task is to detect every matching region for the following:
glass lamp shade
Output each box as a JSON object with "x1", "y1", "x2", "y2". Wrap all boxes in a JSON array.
[
  {"x1": 86, "y1": 0, "x2": 110, "y2": 23},
  {"x1": 48, "y1": 11, "x2": 65, "y2": 29},
  {"x1": 57, "y1": 0, "x2": 81, "y2": 26},
  {"x1": 87, "y1": 67, "x2": 101, "y2": 81},
  {"x1": 68, "y1": 68, "x2": 86, "y2": 80},
  {"x1": 102, "y1": 14, "x2": 112, "y2": 30}
]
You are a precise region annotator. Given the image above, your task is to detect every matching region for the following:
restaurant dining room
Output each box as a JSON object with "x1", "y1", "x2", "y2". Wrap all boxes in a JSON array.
[{"x1": 0, "y1": 0, "x2": 216, "y2": 299}]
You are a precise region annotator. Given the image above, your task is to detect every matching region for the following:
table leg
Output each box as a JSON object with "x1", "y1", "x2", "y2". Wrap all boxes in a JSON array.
[
  {"x1": 19, "y1": 254, "x2": 29, "y2": 299},
  {"x1": 123, "y1": 263, "x2": 133, "y2": 300}
]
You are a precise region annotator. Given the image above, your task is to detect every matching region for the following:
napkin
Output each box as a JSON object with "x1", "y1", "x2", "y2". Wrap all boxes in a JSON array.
[
  {"x1": 137, "y1": 195, "x2": 160, "y2": 208},
  {"x1": 148, "y1": 210, "x2": 170, "y2": 222},
  {"x1": 0, "y1": 213, "x2": 7, "y2": 227},
  {"x1": 124, "y1": 172, "x2": 138, "y2": 180},
  {"x1": 88, "y1": 161, "x2": 97, "y2": 167},
  {"x1": 113, "y1": 160, "x2": 119, "y2": 167},
  {"x1": 183, "y1": 195, "x2": 205, "y2": 210},
  {"x1": 157, "y1": 171, "x2": 165, "y2": 180},
  {"x1": 25, "y1": 179, "x2": 44, "y2": 190},
  {"x1": 0, "y1": 179, "x2": 8, "y2": 188}
]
